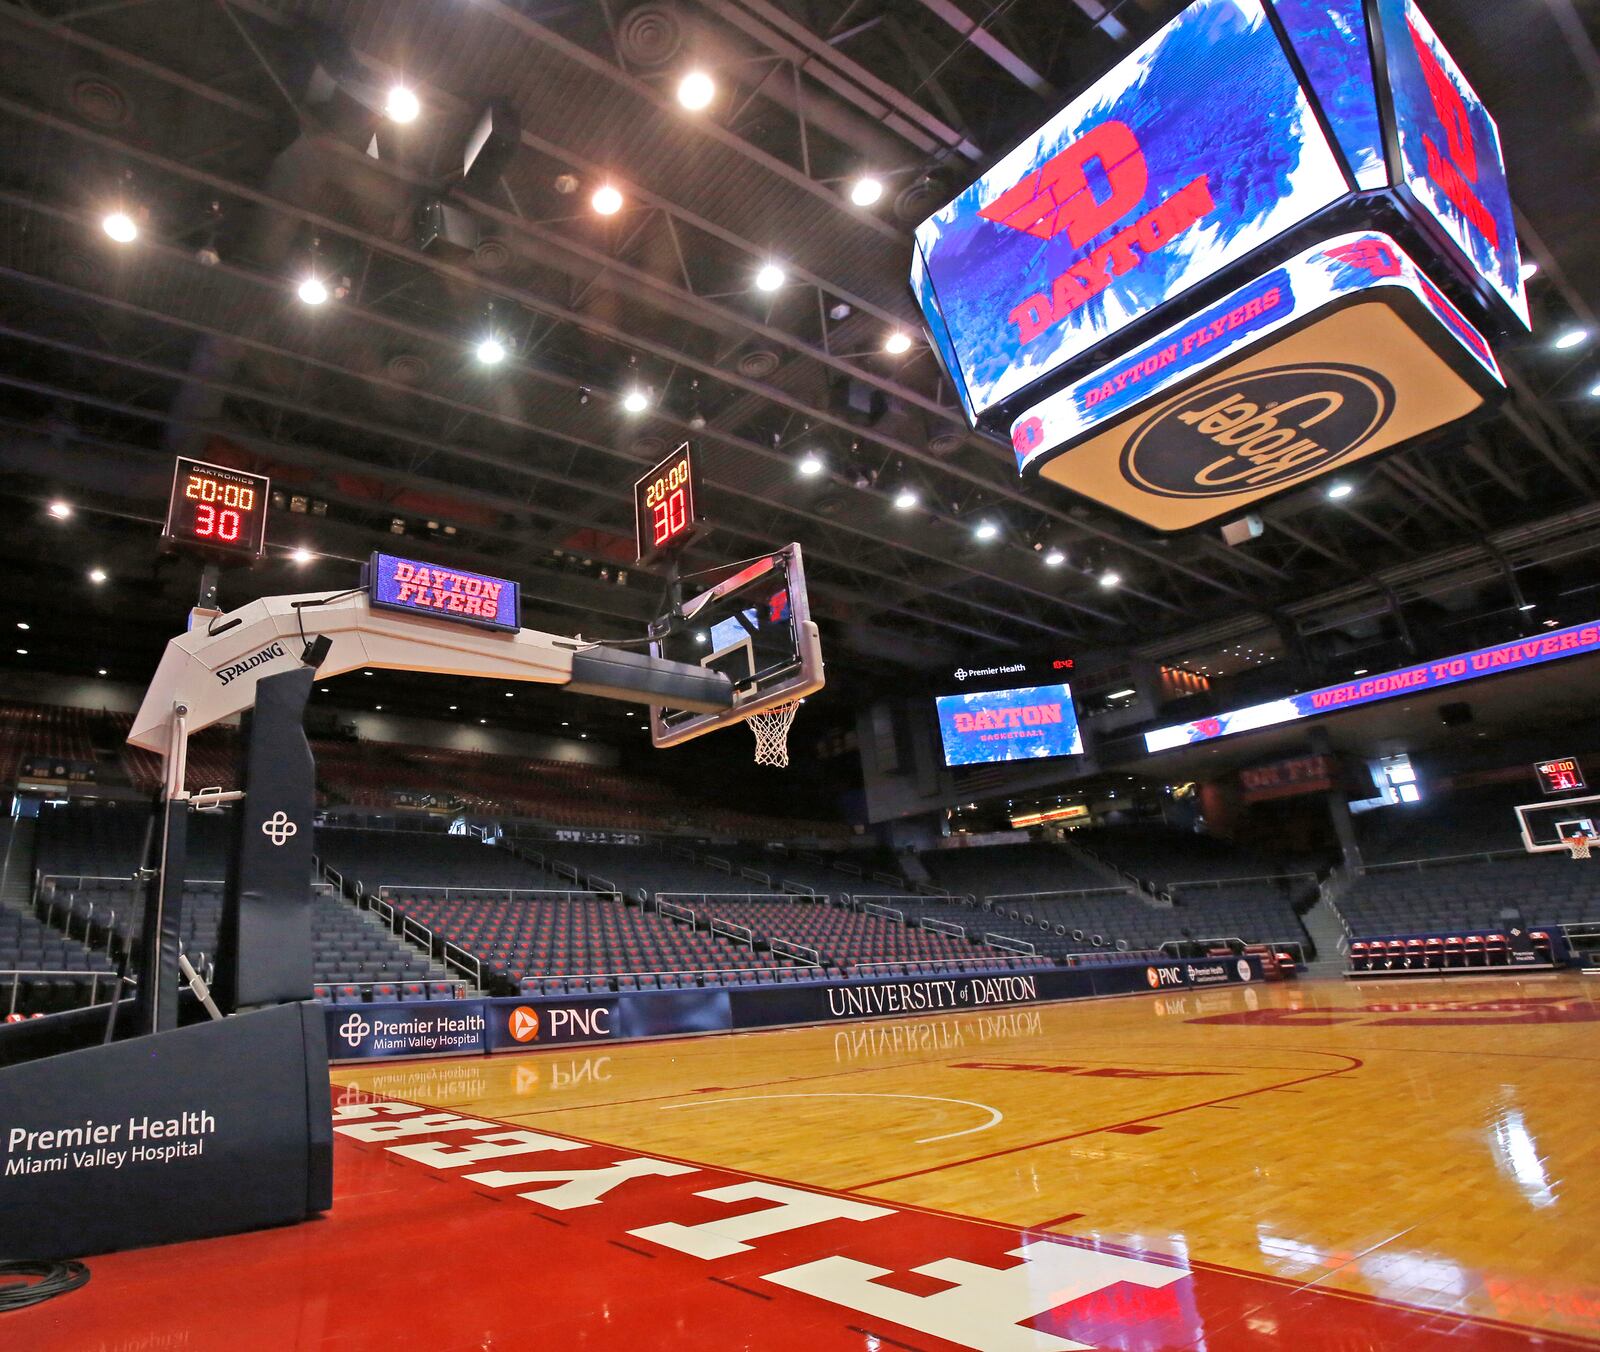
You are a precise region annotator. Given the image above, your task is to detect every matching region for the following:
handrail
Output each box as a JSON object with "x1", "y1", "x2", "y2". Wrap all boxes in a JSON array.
[
  {"x1": 1361, "y1": 847, "x2": 1528, "y2": 873},
  {"x1": 1166, "y1": 872, "x2": 1318, "y2": 890},
  {"x1": 711, "y1": 919, "x2": 755, "y2": 947},
  {"x1": 849, "y1": 955, "x2": 1048, "y2": 974},
  {"x1": 378, "y1": 884, "x2": 619, "y2": 903},
  {"x1": 658, "y1": 891, "x2": 821, "y2": 906},
  {"x1": 984, "y1": 933, "x2": 1036, "y2": 954},
  {"x1": 769, "y1": 937, "x2": 821, "y2": 965},
  {"x1": 1161, "y1": 934, "x2": 1307, "y2": 963},
  {"x1": 861, "y1": 902, "x2": 905, "y2": 922},
  {"x1": 919, "y1": 917, "x2": 966, "y2": 939},
  {"x1": 657, "y1": 900, "x2": 697, "y2": 925},
  {"x1": 520, "y1": 962, "x2": 818, "y2": 988},
  {"x1": 985, "y1": 884, "x2": 1136, "y2": 904},
  {"x1": 441, "y1": 940, "x2": 482, "y2": 988}
]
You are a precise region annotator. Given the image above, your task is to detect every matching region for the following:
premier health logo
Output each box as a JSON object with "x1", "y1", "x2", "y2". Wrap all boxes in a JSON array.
[{"x1": 339, "y1": 1014, "x2": 371, "y2": 1047}]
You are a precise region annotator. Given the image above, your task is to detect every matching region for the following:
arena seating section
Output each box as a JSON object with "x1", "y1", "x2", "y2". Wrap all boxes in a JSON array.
[{"x1": 1334, "y1": 785, "x2": 1600, "y2": 944}]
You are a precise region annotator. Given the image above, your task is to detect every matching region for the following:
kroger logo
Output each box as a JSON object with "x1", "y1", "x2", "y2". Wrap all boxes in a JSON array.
[
  {"x1": 1122, "y1": 364, "x2": 1394, "y2": 500},
  {"x1": 338, "y1": 1014, "x2": 371, "y2": 1047}
]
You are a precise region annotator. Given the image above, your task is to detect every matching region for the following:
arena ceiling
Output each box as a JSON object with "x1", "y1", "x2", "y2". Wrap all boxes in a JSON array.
[{"x1": 0, "y1": 0, "x2": 1598, "y2": 711}]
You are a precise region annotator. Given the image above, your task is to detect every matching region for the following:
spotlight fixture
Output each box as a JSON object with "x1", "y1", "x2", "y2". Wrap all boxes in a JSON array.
[
  {"x1": 15, "y1": 623, "x2": 27, "y2": 631},
  {"x1": 1044, "y1": 548, "x2": 1066, "y2": 567},
  {"x1": 297, "y1": 274, "x2": 329, "y2": 306},
  {"x1": 291, "y1": 547, "x2": 314, "y2": 565},
  {"x1": 591, "y1": 184, "x2": 623, "y2": 216},
  {"x1": 476, "y1": 336, "x2": 507, "y2": 365},
  {"x1": 621, "y1": 387, "x2": 650, "y2": 414},
  {"x1": 1326, "y1": 481, "x2": 1354, "y2": 500},
  {"x1": 15, "y1": 649, "x2": 26, "y2": 657},
  {"x1": 88, "y1": 568, "x2": 107, "y2": 584},
  {"x1": 849, "y1": 176, "x2": 884, "y2": 207},
  {"x1": 98, "y1": 668, "x2": 107, "y2": 676},
  {"x1": 1591, "y1": 379, "x2": 1600, "y2": 399},
  {"x1": 101, "y1": 210, "x2": 138, "y2": 244},
  {"x1": 892, "y1": 487, "x2": 919, "y2": 511},
  {"x1": 385, "y1": 84, "x2": 421, "y2": 124},
  {"x1": 479, "y1": 718, "x2": 487, "y2": 725},
  {"x1": 1519, "y1": 259, "x2": 1538, "y2": 282},
  {"x1": 449, "y1": 705, "x2": 458, "y2": 711},
  {"x1": 677, "y1": 70, "x2": 715, "y2": 111},
  {"x1": 1554, "y1": 328, "x2": 1589, "y2": 350},
  {"x1": 973, "y1": 520, "x2": 999, "y2": 542},
  {"x1": 797, "y1": 451, "x2": 825, "y2": 477},
  {"x1": 1098, "y1": 569, "x2": 1121, "y2": 589},
  {"x1": 1517, "y1": 601, "x2": 1536, "y2": 612},
  {"x1": 883, "y1": 331, "x2": 913, "y2": 355},
  {"x1": 755, "y1": 263, "x2": 786, "y2": 292},
  {"x1": 48, "y1": 500, "x2": 72, "y2": 520}
]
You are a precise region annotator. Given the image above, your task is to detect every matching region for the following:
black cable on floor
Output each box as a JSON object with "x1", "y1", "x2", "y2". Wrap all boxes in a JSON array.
[{"x1": 0, "y1": 1260, "x2": 90, "y2": 1312}]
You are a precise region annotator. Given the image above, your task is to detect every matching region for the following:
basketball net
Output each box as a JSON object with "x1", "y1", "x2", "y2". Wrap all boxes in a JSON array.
[
  {"x1": 749, "y1": 700, "x2": 800, "y2": 768},
  {"x1": 1566, "y1": 835, "x2": 1596, "y2": 860}
]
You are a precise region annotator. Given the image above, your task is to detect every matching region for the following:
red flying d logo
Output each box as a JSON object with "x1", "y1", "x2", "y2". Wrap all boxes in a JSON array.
[{"x1": 979, "y1": 121, "x2": 1148, "y2": 248}]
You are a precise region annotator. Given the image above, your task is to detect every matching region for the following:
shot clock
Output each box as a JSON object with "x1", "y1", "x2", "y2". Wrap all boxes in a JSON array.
[
  {"x1": 634, "y1": 443, "x2": 700, "y2": 564},
  {"x1": 162, "y1": 457, "x2": 270, "y2": 562},
  {"x1": 1535, "y1": 757, "x2": 1586, "y2": 796}
]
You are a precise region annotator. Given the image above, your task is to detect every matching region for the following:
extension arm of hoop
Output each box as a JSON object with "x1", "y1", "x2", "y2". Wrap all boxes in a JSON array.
[{"x1": 128, "y1": 589, "x2": 728, "y2": 750}]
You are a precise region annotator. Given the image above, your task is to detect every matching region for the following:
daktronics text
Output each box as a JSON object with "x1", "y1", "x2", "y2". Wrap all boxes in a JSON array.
[{"x1": 982, "y1": 123, "x2": 1216, "y2": 347}]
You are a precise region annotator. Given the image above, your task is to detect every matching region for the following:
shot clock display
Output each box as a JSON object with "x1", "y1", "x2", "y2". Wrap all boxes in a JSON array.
[
  {"x1": 1535, "y1": 757, "x2": 1586, "y2": 796},
  {"x1": 634, "y1": 443, "x2": 700, "y2": 564},
  {"x1": 162, "y1": 457, "x2": 270, "y2": 561}
]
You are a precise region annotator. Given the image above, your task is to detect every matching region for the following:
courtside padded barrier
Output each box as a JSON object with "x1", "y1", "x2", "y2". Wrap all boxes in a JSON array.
[
  {"x1": 325, "y1": 956, "x2": 1263, "y2": 1060},
  {"x1": 0, "y1": 1002, "x2": 332, "y2": 1261}
]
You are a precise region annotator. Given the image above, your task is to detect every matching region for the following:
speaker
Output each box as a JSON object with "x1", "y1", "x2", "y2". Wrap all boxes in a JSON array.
[
  {"x1": 829, "y1": 377, "x2": 888, "y2": 426},
  {"x1": 415, "y1": 198, "x2": 480, "y2": 260},
  {"x1": 1220, "y1": 514, "x2": 1264, "y2": 546},
  {"x1": 1439, "y1": 701, "x2": 1473, "y2": 727},
  {"x1": 462, "y1": 100, "x2": 522, "y2": 192}
]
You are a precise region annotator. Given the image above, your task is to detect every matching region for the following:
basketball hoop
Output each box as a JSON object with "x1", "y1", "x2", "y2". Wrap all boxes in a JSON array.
[
  {"x1": 748, "y1": 700, "x2": 800, "y2": 768},
  {"x1": 1565, "y1": 835, "x2": 1598, "y2": 860}
]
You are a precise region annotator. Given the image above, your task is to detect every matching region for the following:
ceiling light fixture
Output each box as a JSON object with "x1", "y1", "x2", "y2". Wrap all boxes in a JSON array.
[
  {"x1": 850, "y1": 176, "x2": 884, "y2": 207},
  {"x1": 48, "y1": 500, "x2": 72, "y2": 520},
  {"x1": 297, "y1": 274, "x2": 329, "y2": 306},
  {"x1": 1106, "y1": 687, "x2": 1137, "y2": 700},
  {"x1": 88, "y1": 568, "x2": 107, "y2": 584},
  {"x1": 1044, "y1": 549, "x2": 1066, "y2": 567},
  {"x1": 973, "y1": 520, "x2": 999, "y2": 542},
  {"x1": 98, "y1": 668, "x2": 108, "y2": 676},
  {"x1": 475, "y1": 336, "x2": 507, "y2": 366},
  {"x1": 101, "y1": 210, "x2": 138, "y2": 244},
  {"x1": 883, "y1": 331, "x2": 912, "y2": 355},
  {"x1": 1519, "y1": 259, "x2": 1538, "y2": 282},
  {"x1": 1555, "y1": 328, "x2": 1589, "y2": 350},
  {"x1": 755, "y1": 263, "x2": 786, "y2": 292},
  {"x1": 797, "y1": 451, "x2": 825, "y2": 477},
  {"x1": 677, "y1": 70, "x2": 715, "y2": 111},
  {"x1": 622, "y1": 387, "x2": 650, "y2": 414},
  {"x1": 1098, "y1": 569, "x2": 1121, "y2": 589},
  {"x1": 15, "y1": 623, "x2": 27, "y2": 631},
  {"x1": 591, "y1": 184, "x2": 623, "y2": 216},
  {"x1": 385, "y1": 84, "x2": 420, "y2": 124},
  {"x1": 1326, "y1": 481, "x2": 1354, "y2": 500},
  {"x1": 892, "y1": 487, "x2": 919, "y2": 511}
]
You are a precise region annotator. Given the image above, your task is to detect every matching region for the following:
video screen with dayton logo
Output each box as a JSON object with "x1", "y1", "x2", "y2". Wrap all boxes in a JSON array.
[
  {"x1": 911, "y1": 0, "x2": 1348, "y2": 423},
  {"x1": 936, "y1": 682, "x2": 1084, "y2": 768}
]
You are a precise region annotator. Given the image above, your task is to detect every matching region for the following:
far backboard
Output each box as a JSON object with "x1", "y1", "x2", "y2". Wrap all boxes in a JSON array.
[{"x1": 1514, "y1": 794, "x2": 1600, "y2": 854}]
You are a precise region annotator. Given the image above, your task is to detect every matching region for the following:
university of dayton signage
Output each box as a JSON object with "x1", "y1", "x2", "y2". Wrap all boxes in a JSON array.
[{"x1": 1239, "y1": 752, "x2": 1348, "y2": 803}]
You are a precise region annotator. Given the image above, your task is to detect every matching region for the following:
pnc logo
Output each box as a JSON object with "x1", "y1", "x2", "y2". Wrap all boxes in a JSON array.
[
  {"x1": 980, "y1": 121, "x2": 1215, "y2": 347},
  {"x1": 1146, "y1": 965, "x2": 1183, "y2": 989},
  {"x1": 508, "y1": 1006, "x2": 540, "y2": 1043},
  {"x1": 1122, "y1": 364, "x2": 1395, "y2": 500}
]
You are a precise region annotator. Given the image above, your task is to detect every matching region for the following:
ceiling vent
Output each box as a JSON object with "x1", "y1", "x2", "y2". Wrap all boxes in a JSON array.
[
  {"x1": 386, "y1": 353, "x2": 430, "y2": 385},
  {"x1": 618, "y1": 4, "x2": 685, "y2": 67},
  {"x1": 473, "y1": 238, "x2": 512, "y2": 271},
  {"x1": 927, "y1": 429, "x2": 965, "y2": 456},
  {"x1": 737, "y1": 348, "x2": 780, "y2": 379},
  {"x1": 69, "y1": 75, "x2": 129, "y2": 127},
  {"x1": 894, "y1": 177, "x2": 946, "y2": 224}
]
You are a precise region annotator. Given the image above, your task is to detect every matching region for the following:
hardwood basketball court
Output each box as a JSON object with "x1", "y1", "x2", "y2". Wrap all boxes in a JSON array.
[{"x1": 18, "y1": 976, "x2": 1600, "y2": 1350}]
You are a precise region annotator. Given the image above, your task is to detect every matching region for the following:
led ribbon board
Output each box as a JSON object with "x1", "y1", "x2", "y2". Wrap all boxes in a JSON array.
[
  {"x1": 162, "y1": 457, "x2": 270, "y2": 561},
  {"x1": 1009, "y1": 231, "x2": 1502, "y2": 530},
  {"x1": 911, "y1": 0, "x2": 1350, "y2": 425},
  {"x1": 1145, "y1": 618, "x2": 1600, "y2": 753},
  {"x1": 367, "y1": 554, "x2": 519, "y2": 632}
]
